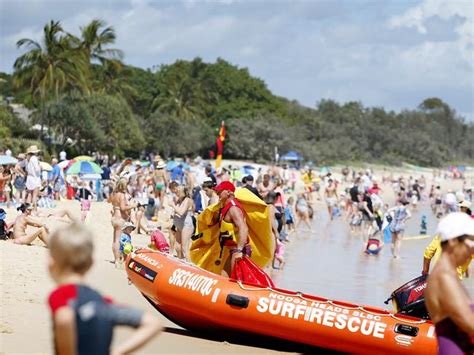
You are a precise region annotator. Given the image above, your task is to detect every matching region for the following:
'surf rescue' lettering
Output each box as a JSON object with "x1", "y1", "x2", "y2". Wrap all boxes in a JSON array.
[{"x1": 257, "y1": 297, "x2": 387, "y2": 339}]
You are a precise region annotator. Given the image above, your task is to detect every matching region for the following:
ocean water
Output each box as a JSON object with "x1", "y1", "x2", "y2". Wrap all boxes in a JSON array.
[{"x1": 270, "y1": 203, "x2": 474, "y2": 309}]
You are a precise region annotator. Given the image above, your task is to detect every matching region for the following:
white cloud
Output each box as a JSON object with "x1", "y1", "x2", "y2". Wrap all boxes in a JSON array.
[
  {"x1": 388, "y1": 0, "x2": 474, "y2": 63},
  {"x1": 0, "y1": 0, "x2": 472, "y2": 120}
]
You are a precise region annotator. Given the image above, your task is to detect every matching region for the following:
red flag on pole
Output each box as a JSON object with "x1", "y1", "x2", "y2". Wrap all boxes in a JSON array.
[{"x1": 215, "y1": 121, "x2": 226, "y2": 169}]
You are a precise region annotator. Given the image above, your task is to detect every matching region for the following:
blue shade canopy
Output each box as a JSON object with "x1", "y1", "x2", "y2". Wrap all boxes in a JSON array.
[{"x1": 280, "y1": 151, "x2": 304, "y2": 161}]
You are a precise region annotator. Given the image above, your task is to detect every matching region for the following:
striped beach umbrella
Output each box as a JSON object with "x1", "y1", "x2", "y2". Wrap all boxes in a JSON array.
[{"x1": 66, "y1": 161, "x2": 103, "y2": 175}]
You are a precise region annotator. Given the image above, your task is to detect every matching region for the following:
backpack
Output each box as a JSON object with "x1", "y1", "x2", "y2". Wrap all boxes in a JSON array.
[{"x1": 0, "y1": 220, "x2": 9, "y2": 240}]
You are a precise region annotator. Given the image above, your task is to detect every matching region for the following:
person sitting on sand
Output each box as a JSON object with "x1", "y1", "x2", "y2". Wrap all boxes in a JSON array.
[
  {"x1": 12, "y1": 203, "x2": 49, "y2": 246},
  {"x1": 47, "y1": 224, "x2": 161, "y2": 355}
]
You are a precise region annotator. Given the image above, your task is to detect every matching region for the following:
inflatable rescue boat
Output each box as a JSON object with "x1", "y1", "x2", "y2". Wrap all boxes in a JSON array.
[{"x1": 126, "y1": 249, "x2": 438, "y2": 354}]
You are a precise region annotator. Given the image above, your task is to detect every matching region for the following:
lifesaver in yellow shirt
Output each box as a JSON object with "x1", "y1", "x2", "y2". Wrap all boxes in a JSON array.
[{"x1": 189, "y1": 188, "x2": 273, "y2": 275}]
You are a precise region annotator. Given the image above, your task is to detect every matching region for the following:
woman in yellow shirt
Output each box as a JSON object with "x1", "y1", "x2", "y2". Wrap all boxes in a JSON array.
[{"x1": 422, "y1": 235, "x2": 471, "y2": 278}]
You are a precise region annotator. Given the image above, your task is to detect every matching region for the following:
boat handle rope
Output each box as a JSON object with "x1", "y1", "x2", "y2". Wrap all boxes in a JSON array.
[
  {"x1": 236, "y1": 281, "x2": 427, "y2": 325},
  {"x1": 132, "y1": 250, "x2": 427, "y2": 325}
]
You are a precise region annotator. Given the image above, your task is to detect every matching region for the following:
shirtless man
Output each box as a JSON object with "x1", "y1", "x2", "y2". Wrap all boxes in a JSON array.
[
  {"x1": 13, "y1": 203, "x2": 49, "y2": 246},
  {"x1": 258, "y1": 174, "x2": 274, "y2": 199},
  {"x1": 432, "y1": 186, "x2": 442, "y2": 217},
  {"x1": 324, "y1": 179, "x2": 339, "y2": 220},
  {"x1": 214, "y1": 181, "x2": 249, "y2": 277}
]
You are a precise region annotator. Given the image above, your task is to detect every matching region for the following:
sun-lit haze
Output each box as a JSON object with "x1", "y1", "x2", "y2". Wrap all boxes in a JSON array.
[{"x1": 1, "y1": 0, "x2": 472, "y2": 120}]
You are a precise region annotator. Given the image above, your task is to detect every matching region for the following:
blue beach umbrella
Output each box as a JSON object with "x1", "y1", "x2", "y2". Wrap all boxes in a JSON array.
[
  {"x1": 166, "y1": 160, "x2": 177, "y2": 171},
  {"x1": 0, "y1": 155, "x2": 18, "y2": 165}
]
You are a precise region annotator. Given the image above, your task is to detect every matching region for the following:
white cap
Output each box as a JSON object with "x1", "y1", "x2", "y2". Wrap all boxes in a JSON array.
[
  {"x1": 122, "y1": 222, "x2": 136, "y2": 231},
  {"x1": 437, "y1": 212, "x2": 474, "y2": 242}
]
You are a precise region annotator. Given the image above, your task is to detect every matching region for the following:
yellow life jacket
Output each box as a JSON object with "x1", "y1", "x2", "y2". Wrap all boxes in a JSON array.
[{"x1": 189, "y1": 188, "x2": 273, "y2": 275}]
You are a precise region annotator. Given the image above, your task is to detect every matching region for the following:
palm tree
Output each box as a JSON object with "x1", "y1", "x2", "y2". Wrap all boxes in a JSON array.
[
  {"x1": 152, "y1": 59, "x2": 208, "y2": 120},
  {"x1": 80, "y1": 19, "x2": 123, "y2": 64},
  {"x1": 92, "y1": 60, "x2": 137, "y2": 103},
  {"x1": 13, "y1": 20, "x2": 89, "y2": 138}
]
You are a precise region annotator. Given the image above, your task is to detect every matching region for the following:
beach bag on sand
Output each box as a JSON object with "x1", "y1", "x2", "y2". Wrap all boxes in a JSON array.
[
  {"x1": 231, "y1": 256, "x2": 275, "y2": 288},
  {"x1": 0, "y1": 220, "x2": 9, "y2": 240},
  {"x1": 150, "y1": 230, "x2": 169, "y2": 253}
]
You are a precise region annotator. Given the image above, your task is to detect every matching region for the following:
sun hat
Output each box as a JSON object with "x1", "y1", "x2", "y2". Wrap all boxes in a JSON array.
[
  {"x1": 122, "y1": 222, "x2": 136, "y2": 231},
  {"x1": 153, "y1": 155, "x2": 162, "y2": 162},
  {"x1": 458, "y1": 200, "x2": 472, "y2": 209},
  {"x1": 17, "y1": 153, "x2": 26, "y2": 160},
  {"x1": 213, "y1": 181, "x2": 235, "y2": 193},
  {"x1": 26, "y1": 145, "x2": 41, "y2": 154},
  {"x1": 437, "y1": 212, "x2": 474, "y2": 242},
  {"x1": 155, "y1": 160, "x2": 166, "y2": 169}
]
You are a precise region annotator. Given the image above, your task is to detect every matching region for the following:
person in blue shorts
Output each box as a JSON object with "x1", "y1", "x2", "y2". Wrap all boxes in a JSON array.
[{"x1": 48, "y1": 224, "x2": 161, "y2": 354}]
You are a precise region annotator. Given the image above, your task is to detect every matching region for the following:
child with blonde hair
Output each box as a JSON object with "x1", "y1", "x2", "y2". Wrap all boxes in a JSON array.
[{"x1": 48, "y1": 224, "x2": 161, "y2": 354}]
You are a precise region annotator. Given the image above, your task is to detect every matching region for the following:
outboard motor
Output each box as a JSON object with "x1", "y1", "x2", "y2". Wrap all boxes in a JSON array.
[{"x1": 384, "y1": 275, "x2": 430, "y2": 319}]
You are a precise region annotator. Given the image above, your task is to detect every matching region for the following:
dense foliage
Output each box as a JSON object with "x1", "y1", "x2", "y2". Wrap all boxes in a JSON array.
[{"x1": 1, "y1": 19, "x2": 472, "y2": 166}]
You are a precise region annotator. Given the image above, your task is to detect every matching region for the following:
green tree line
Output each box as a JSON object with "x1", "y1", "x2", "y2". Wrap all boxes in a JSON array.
[{"x1": 1, "y1": 19, "x2": 472, "y2": 166}]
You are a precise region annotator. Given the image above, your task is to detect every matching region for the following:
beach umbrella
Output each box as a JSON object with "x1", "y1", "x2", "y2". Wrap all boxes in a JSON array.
[
  {"x1": 79, "y1": 173, "x2": 102, "y2": 180},
  {"x1": 40, "y1": 161, "x2": 53, "y2": 171},
  {"x1": 166, "y1": 160, "x2": 177, "y2": 171},
  {"x1": 0, "y1": 155, "x2": 18, "y2": 165},
  {"x1": 67, "y1": 161, "x2": 103, "y2": 175},
  {"x1": 58, "y1": 159, "x2": 75, "y2": 170},
  {"x1": 133, "y1": 160, "x2": 150, "y2": 167},
  {"x1": 320, "y1": 166, "x2": 330, "y2": 175},
  {"x1": 73, "y1": 155, "x2": 94, "y2": 162}
]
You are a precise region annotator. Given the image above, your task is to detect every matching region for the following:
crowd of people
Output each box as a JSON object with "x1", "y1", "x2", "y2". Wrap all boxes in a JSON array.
[{"x1": 0, "y1": 146, "x2": 473, "y2": 354}]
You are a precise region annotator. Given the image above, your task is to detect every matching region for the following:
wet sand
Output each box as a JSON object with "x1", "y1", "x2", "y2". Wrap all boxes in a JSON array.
[{"x1": 1, "y1": 169, "x2": 473, "y2": 353}]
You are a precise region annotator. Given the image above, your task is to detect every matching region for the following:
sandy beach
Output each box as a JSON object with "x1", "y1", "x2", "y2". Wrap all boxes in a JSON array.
[{"x1": 1, "y1": 165, "x2": 472, "y2": 354}]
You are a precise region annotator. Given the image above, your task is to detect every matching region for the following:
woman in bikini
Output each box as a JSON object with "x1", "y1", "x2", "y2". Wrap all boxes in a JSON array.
[
  {"x1": 110, "y1": 178, "x2": 137, "y2": 266},
  {"x1": 171, "y1": 185, "x2": 194, "y2": 260},
  {"x1": 153, "y1": 160, "x2": 168, "y2": 210},
  {"x1": 12, "y1": 203, "x2": 49, "y2": 246}
]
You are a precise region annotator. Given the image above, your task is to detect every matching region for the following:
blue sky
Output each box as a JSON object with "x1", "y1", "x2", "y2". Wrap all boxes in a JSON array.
[{"x1": 1, "y1": 0, "x2": 472, "y2": 120}]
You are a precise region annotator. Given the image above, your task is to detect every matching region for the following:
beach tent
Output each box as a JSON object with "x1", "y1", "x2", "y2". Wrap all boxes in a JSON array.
[{"x1": 280, "y1": 151, "x2": 304, "y2": 161}]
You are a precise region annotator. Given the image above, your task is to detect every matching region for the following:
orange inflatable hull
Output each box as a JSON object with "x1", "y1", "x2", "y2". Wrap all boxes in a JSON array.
[{"x1": 126, "y1": 250, "x2": 438, "y2": 354}]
